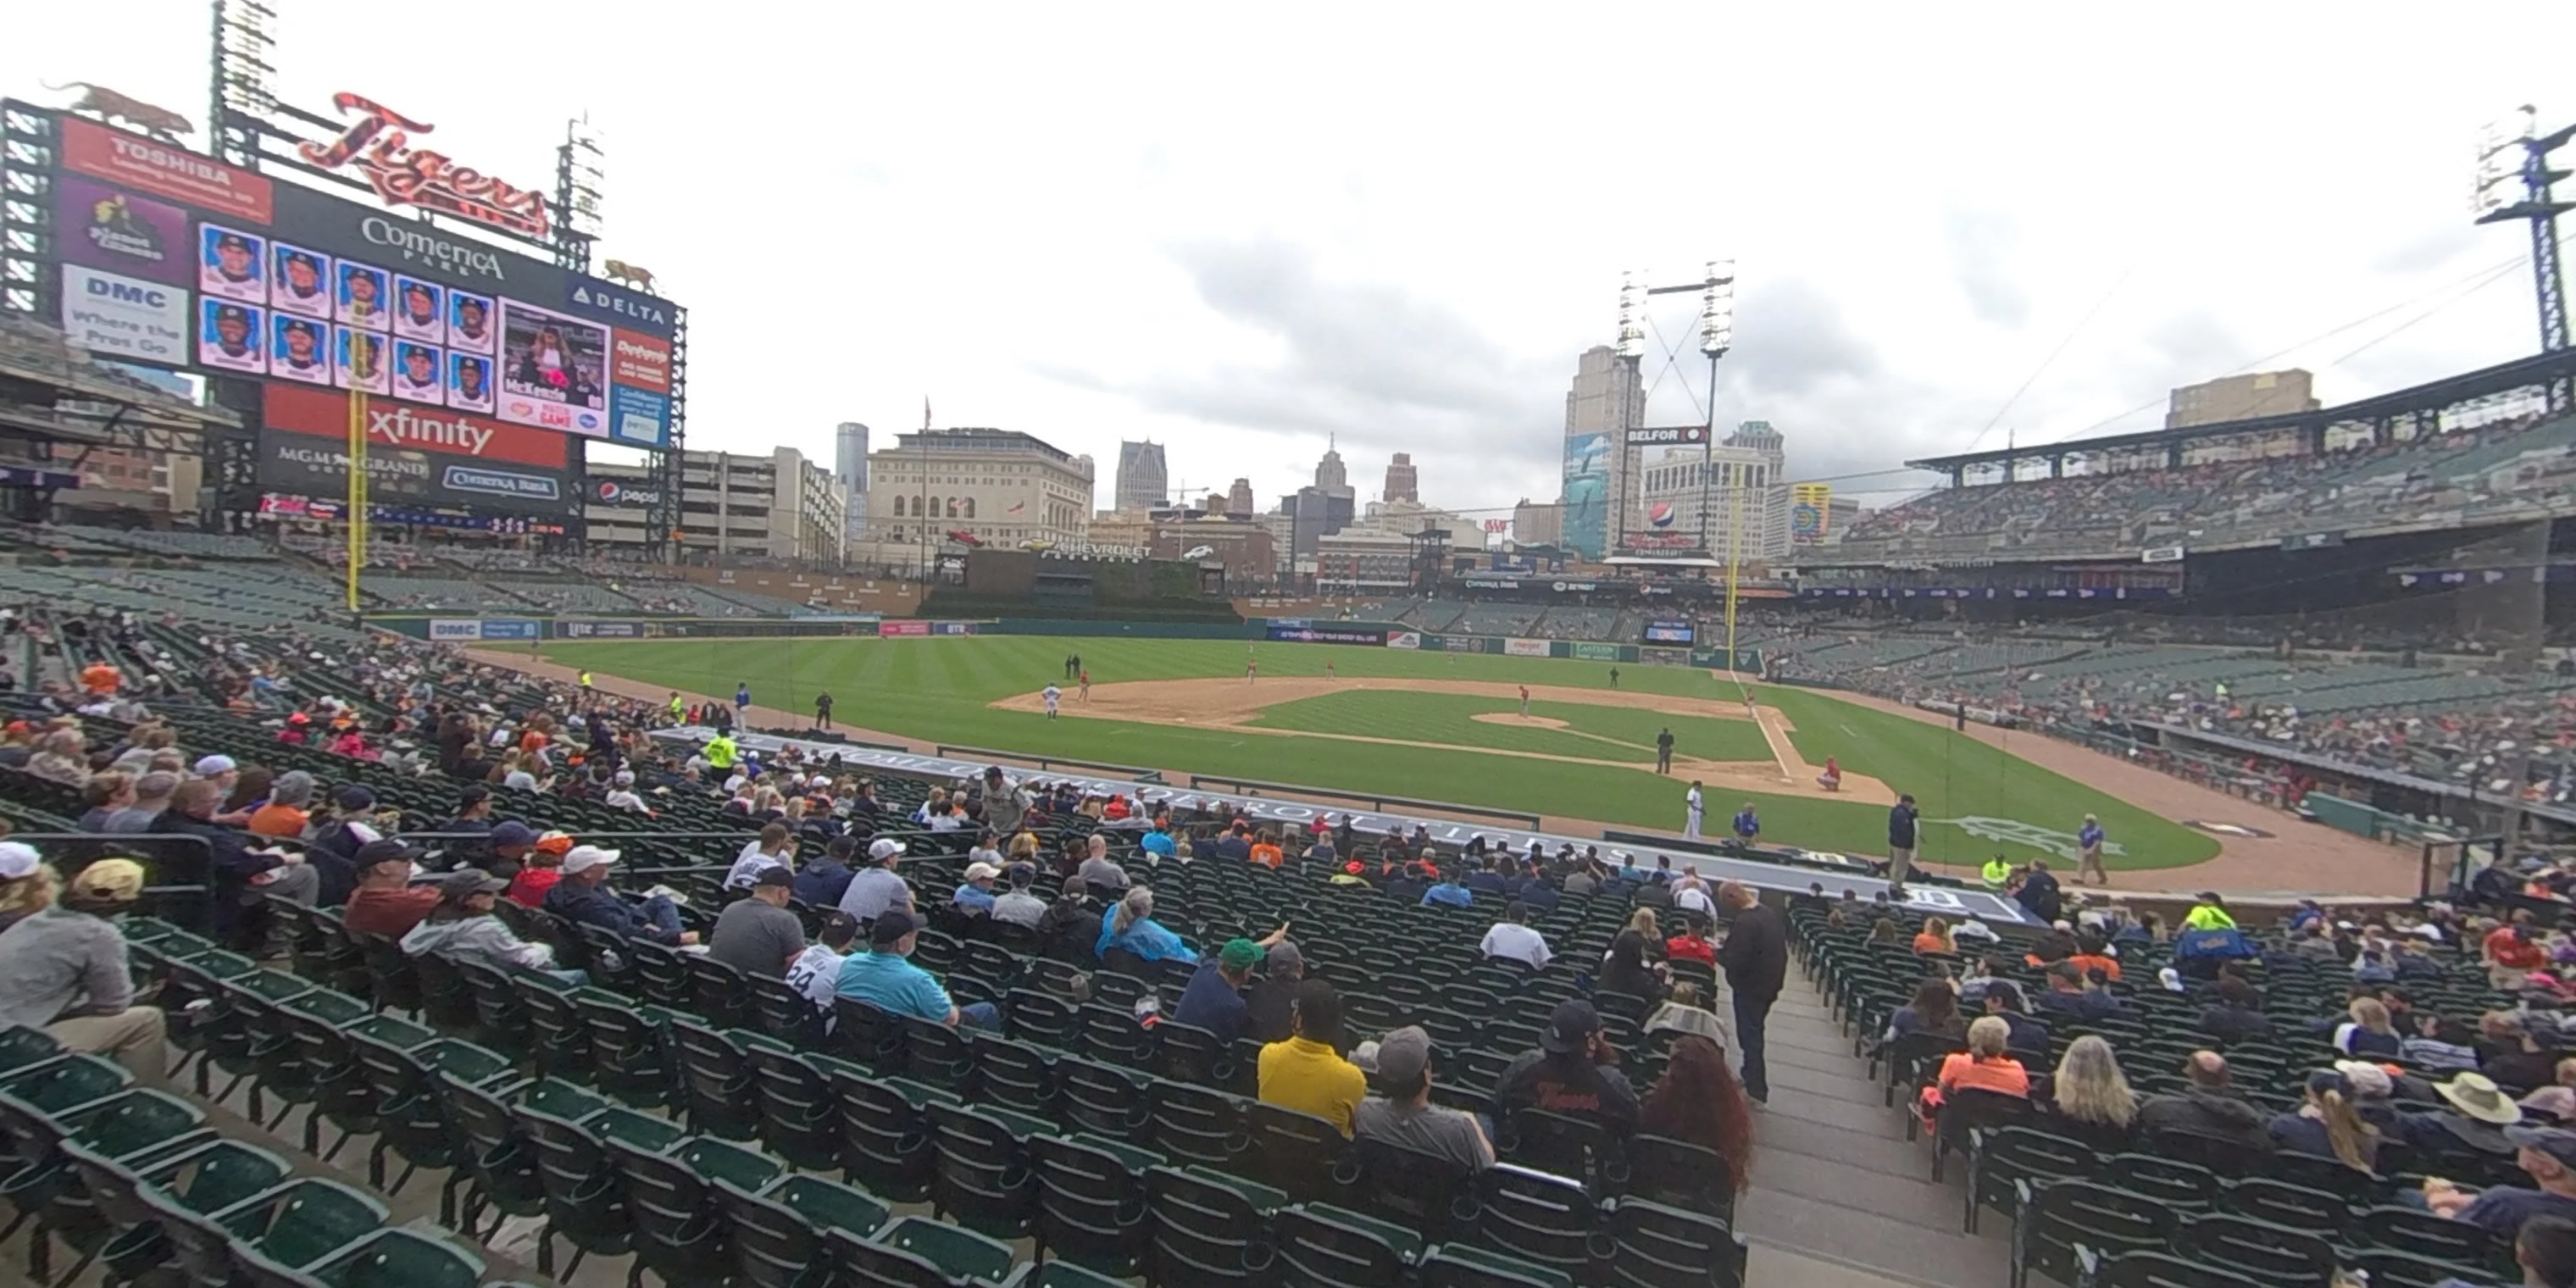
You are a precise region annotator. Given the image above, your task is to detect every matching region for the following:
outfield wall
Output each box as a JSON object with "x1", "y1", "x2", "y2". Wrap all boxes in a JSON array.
[{"x1": 375, "y1": 613, "x2": 1758, "y2": 669}]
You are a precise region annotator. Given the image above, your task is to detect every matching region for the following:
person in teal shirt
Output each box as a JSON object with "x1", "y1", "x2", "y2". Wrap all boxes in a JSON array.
[
  {"x1": 1097, "y1": 886, "x2": 1197, "y2": 964},
  {"x1": 1140, "y1": 824, "x2": 1177, "y2": 860},
  {"x1": 836, "y1": 910, "x2": 998, "y2": 1029},
  {"x1": 1422, "y1": 870, "x2": 1475, "y2": 908}
]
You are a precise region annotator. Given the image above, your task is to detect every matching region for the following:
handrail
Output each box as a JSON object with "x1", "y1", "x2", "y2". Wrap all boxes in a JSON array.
[{"x1": 1184, "y1": 774, "x2": 1540, "y2": 830}]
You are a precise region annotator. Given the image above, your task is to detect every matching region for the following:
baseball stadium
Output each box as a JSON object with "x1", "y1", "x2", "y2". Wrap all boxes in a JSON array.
[{"x1": 3, "y1": 14, "x2": 2576, "y2": 1288}]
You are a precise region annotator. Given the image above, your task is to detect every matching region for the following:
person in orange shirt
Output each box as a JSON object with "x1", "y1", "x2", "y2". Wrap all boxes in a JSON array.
[
  {"x1": 1248, "y1": 830, "x2": 1285, "y2": 869},
  {"x1": 246, "y1": 771, "x2": 314, "y2": 839},
  {"x1": 519, "y1": 715, "x2": 553, "y2": 756},
  {"x1": 2488, "y1": 914, "x2": 2551, "y2": 990},
  {"x1": 78, "y1": 662, "x2": 122, "y2": 698},
  {"x1": 1929, "y1": 1016, "x2": 2030, "y2": 1107},
  {"x1": 1912, "y1": 916, "x2": 1957, "y2": 956},
  {"x1": 2066, "y1": 932, "x2": 2123, "y2": 983}
]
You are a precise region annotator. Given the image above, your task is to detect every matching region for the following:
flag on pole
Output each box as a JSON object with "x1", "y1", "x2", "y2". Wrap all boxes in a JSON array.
[{"x1": 1008, "y1": 500, "x2": 1025, "y2": 514}]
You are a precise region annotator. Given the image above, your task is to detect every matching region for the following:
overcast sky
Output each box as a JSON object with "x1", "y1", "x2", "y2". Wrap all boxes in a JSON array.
[{"x1": 12, "y1": 2, "x2": 2576, "y2": 519}]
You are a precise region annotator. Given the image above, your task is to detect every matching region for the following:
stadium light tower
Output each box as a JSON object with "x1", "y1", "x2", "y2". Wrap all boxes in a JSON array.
[
  {"x1": 2475, "y1": 105, "x2": 2576, "y2": 409},
  {"x1": 208, "y1": 0, "x2": 276, "y2": 166},
  {"x1": 556, "y1": 113, "x2": 607, "y2": 274}
]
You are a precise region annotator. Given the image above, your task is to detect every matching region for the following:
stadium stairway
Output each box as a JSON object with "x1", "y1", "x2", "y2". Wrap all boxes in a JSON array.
[{"x1": 1730, "y1": 967, "x2": 2014, "y2": 1288}]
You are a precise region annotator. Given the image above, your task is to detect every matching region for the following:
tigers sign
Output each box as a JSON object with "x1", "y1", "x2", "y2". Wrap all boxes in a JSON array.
[{"x1": 298, "y1": 93, "x2": 551, "y2": 239}]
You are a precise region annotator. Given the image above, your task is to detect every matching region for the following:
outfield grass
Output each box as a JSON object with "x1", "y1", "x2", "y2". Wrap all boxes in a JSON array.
[
  {"x1": 535, "y1": 634, "x2": 2219, "y2": 870},
  {"x1": 1242, "y1": 691, "x2": 1771, "y2": 764}
]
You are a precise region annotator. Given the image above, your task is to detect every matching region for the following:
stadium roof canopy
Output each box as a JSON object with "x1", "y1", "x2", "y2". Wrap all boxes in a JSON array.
[{"x1": 1903, "y1": 347, "x2": 2576, "y2": 475}]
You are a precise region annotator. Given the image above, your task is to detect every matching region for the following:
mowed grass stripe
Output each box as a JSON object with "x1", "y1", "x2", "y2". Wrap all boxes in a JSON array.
[
  {"x1": 540, "y1": 636, "x2": 2218, "y2": 869},
  {"x1": 1246, "y1": 691, "x2": 1655, "y2": 763}
]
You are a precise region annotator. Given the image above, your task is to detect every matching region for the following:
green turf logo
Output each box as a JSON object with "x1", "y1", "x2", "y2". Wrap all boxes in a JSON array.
[{"x1": 1928, "y1": 816, "x2": 2128, "y2": 863}]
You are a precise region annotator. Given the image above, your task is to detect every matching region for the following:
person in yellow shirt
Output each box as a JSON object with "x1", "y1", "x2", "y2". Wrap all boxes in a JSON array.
[
  {"x1": 1257, "y1": 979, "x2": 1365, "y2": 1135},
  {"x1": 1980, "y1": 856, "x2": 2014, "y2": 891},
  {"x1": 704, "y1": 732, "x2": 739, "y2": 773},
  {"x1": 2182, "y1": 891, "x2": 2236, "y2": 932}
]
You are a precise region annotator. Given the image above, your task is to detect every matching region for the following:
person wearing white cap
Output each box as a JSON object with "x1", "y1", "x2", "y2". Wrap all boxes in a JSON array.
[
  {"x1": 836, "y1": 838, "x2": 914, "y2": 922},
  {"x1": 602, "y1": 770, "x2": 648, "y2": 813},
  {"x1": 541, "y1": 845, "x2": 695, "y2": 947},
  {"x1": 953, "y1": 862, "x2": 1001, "y2": 915},
  {"x1": 0, "y1": 858, "x2": 165, "y2": 1080},
  {"x1": 190, "y1": 754, "x2": 238, "y2": 794},
  {"x1": 0, "y1": 841, "x2": 54, "y2": 934}
]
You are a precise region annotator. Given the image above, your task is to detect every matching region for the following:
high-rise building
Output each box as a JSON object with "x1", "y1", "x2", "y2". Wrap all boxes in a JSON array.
[
  {"x1": 1227, "y1": 477, "x2": 1255, "y2": 516},
  {"x1": 1383, "y1": 452, "x2": 1418, "y2": 503},
  {"x1": 1562, "y1": 345, "x2": 1644, "y2": 558},
  {"x1": 1513, "y1": 497, "x2": 1563, "y2": 547},
  {"x1": 1314, "y1": 438, "x2": 1348, "y2": 493},
  {"x1": 1634, "y1": 421, "x2": 1792, "y2": 560},
  {"x1": 1115, "y1": 440, "x2": 1169, "y2": 512},
  {"x1": 2165, "y1": 370, "x2": 2319, "y2": 429},
  {"x1": 834, "y1": 422, "x2": 869, "y2": 552}
]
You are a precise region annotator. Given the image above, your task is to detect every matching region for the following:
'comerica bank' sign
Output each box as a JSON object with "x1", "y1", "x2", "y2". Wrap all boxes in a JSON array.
[{"x1": 661, "y1": 728, "x2": 2040, "y2": 924}]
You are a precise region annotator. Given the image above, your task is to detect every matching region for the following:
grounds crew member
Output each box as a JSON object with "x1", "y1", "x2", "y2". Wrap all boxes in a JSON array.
[{"x1": 1981, "y1": 854, "x2": 2013, "y2": 891}]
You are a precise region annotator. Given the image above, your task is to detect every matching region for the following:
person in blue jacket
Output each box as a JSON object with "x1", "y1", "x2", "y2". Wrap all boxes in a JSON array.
[{"x1": 1097, "y1": 886, "x2": 1197, "y2": 964}]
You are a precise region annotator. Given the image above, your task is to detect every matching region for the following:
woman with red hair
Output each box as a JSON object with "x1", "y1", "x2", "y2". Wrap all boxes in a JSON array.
[{"x1": 1636, "y1": 1010, "x2": 1755, "y2": 1194}]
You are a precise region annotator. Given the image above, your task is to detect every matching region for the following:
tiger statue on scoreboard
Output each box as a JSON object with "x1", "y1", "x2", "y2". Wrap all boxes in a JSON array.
[{"x1": 45, "y1": 83, "x2": 193, "y2": 143}]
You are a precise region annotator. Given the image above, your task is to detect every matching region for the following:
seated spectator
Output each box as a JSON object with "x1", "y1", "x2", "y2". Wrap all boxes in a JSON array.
[
  {"x1": 341, "y1": 841, "x2": 439, "y2": 938},
  {"x1": 1245, "y1": 942, "x2": 1305, "y2": 1043},
  {"x1": 0, "y1": 843, "x2": 49, "y2": 935},
  {"x1": 1479, "y1": 902, "x2": 1552, "y2": 969},
  {"x1": 1665, "y1": 923, "x2": 1715, "y2": 967},
  {"x1": 101, "y1": 771, "x2": 175, "y2": 835},
  {"x1": 1247, "y1": 830, "x2": 1285, "y2": 869},
  {"x1": 1599, "y1": 928, "x2": 1667, "y2": 1002},
  {"x1": 1496, "y1": 999, "x2": 1639, "y2": 1135},
  {"x1": 2336, "y1": 997, "x2": 2405, "y2": 1058},
  {"x1": 75, "y1": 773, "x2": 134, "y2": 835},
  {"x1": 2067, "y1": 933, "x2": 2123, "y2": 983},
  {"x1": 837, "y1": 840, "x2": 915, "y2": 922},
  {"x1": 1258, "y1": 980, "x2": 1366, "y2": 1136},
  {"x1": 1097, "y1": 886, "x2": 1197, "y2": 965},
  {"x1": 158, "y1": 779, "x2": 315, "y2": 945},
  {"x1": 1465, "y1": 861, "x2": 1510, "y2": 896},
  {"x1": 1982, "y1": 981, "x2": 2051, "y2": 1056},
  {"x1": 2488, "y1": 1012, "x2": 2562, "y2": 1092},
  {"x1": 1637, "y1": 1003, "x2": 1752, "y2": 1194},
  {"x1": 2037, "y1": 1035, "x2": 2137, "y2": 1153},
  {"x1": 1518, "y1": 869, "x2": 1562, "y2": 914},
  {"x1": 2412, "y1": 1070, "x2": 2526, "y2": 1158},
  {"x1": 2135, "y1": 1051, "x2": 2274, "y2": 1154},
  {"x1": 2200, "y1": 975, "x2": 2273, "y2": 1045},
  {"x1": 794, "y1": 836, "x2": 858, "y2": 909},
  {"x1": 542, "y1": 846, "x2": 695, "y2": 947},
  {"x1": 2410, "y1": 1014, "x2": 2490, "y2": 1073},
  {"x1": 402, "y1": 869, "x2": 581, "y2": 985},
  {"x1": 2271, "y1": 1069, "x2": 2383, "y2": 1173},
  {"x1": 247, "y1": 771, "x2": 314, "y2": 839},
  {"x1": 1076, "y1": 835, "x2": 1130, "y2": 891},
  {"x1": 990, "y1": 863, "x2": 1048, "y2": 929},
  {"x1": 1139, "y1": 822, "x2": 1177, "y2": 860},
  {"x1": 726, "y1": 823, "x2": 797, "y2": 891},
  {"x1": 0, "y1": 858, "x2": 164, "y2": 1080},
  {"x1": 2425, "y1": 1125, "x2": 2576, "y2": 1239},
  {"x1": 1355, "y1": 1026, "x2": 1494, "y2": 1172},
  {"x1": 953, "y1": 862, "x2": 1000, "y2": 915},
  {"x1": 1173, "y1": 937, "x2": 1272, "y2": 1045},
  {"x1": 1931, "y1": 1017, "x2": 2031, "y2": 1108},
  {"x1": 2493, "y1": 916, "x2": 2553, "y2": 991},
  {"x1": 1213, "y1": 825, "x2": 1252, "y2": 863},
  {"x1": 1887, "y1": 977, "x2": 1967, "y2": 1044},
  {"x1": 784, "y1": 913, "x2": 859, "y2": 1011},
  {"x1": 2440, "y1": 1215, "x2": 2576, "y2": 1288},
  {"x1": 1422, "y1": 869, "x2": 1476, "y2": 908},
  {"x1": 1038, "y1": 887, "x2": 1102, "y2": 963},
  {"x1": 505, "y1": 844, "x2": 564, "y2": 909},
  {"x1": 1913, "y1": 916, "x2": 1956, "y2": 956},
  {"x1": 836, "y1": 910, "x2": 1000, "y2": 1030},
  {"x1": 709, "y1": 869, "x2": 808, "y2": 979}
]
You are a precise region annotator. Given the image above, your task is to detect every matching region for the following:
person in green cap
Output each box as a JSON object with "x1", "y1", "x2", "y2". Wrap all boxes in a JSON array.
[
  {"x1": 1169, "y1": 927, "x2": 1290, "y2": 1044},
  {"x1": 1981, "y1": 854, "x2": 2014, "y2": 891}
]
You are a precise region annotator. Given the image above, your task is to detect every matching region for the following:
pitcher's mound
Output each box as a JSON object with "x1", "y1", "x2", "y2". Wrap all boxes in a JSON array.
[{"x1": 1472, "y1": 713, "x2": 1569, "y2": 730}]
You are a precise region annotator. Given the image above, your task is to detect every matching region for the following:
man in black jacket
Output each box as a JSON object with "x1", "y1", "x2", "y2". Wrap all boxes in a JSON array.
[
  {"x1": 1713, "y1": 880, "x2": 1787, "y2": 1103},
  {"x1": 2135, "y1": 1051, "x2": 2274, "y2": 1154}
]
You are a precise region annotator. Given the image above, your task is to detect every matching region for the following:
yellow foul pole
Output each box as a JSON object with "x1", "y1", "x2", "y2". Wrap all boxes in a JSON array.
[
  {"x1": 345, "y1": 387, "x2": 369, "y2": 611},
  {"x1": 1722, "y1": 464, "x2": 1746, "y2": 679}
]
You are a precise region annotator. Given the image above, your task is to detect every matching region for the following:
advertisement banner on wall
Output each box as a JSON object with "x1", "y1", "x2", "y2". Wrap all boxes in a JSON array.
[
  {"x1": 494, "y1": 299, "x2": 610, "y2": 435},
  {"x1": 607, "y1": 386, "x2": 672, "y2": 448},
  {"x1": 879, "y1": 620, "x2": 932, "y2": 637},
  {"x1": 930, "y1": 622, "x2": 975, "y2": 636},
  {"x1": 480, "y1": 619, "x2": 541, "y2": 640},
  {"x1": 1386, "y1": 631, "x2": 1422, "y2": 650},
  {"x1": 428, "y1": 619, "x2": 481, "y2": 641},
  {"x1": 1439, "y1": 636, "x2": 1491, "y2": 653},
  {"x1": 1561, "y1": 432, "x2": 1608, "y2": 558},
  {"x1": 1644, "y1": 619, "x2": 1696, "y2": 644},
  {"x1": 1791, "y1": 482, "x2": 1831, "y2": 545},
  {"x1": 1571, "y1": 642, "x2": 1623, "y2": 662},
  {"x1": 59, "y1": 116, "x2": 275, "y2": 223},
  {"x1": 59, "y1": 264, "x2": 189, "y2": 364},
  {"x1": 56, "y1": 175, "x2": 192, "y2": 286},
  {"x1": 1267, "y1": 626, "x2": 1387, "y2": 646},
  {"x1": 558, "y1": 621, "x2": 644, "y2": 639},
  {"x1": 260, "y1": 384, "x2": 570, "y2": 513},
  {"x1": 1503, "y1": 638, "x2": 1552, "y2": 658}
]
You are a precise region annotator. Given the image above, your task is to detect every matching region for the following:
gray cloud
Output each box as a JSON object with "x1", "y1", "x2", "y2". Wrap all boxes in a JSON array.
[{"x1": 1946, "y1": 210, "x2": 2031, "y2": 328}]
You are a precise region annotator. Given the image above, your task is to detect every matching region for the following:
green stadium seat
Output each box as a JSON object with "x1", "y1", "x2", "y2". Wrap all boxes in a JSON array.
[
  {"x1": 929, "y1": 1102, "x2": 1045, "y2": 1241},
  {"x1": 234, "y1": 1226, "x2": 486, "y2": 1288},
  {"x1": 715, "y1": 1171, "x2": 891, "y2": 1288},
  {"x1": 831, "y1": 1064, "x2": 952, "y2": 1202}
]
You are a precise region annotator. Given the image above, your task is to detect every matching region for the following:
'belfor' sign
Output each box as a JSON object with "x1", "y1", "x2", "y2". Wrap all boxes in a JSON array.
[{"x1": 299, "y1": 93, "x2": 551, "y2": 239}]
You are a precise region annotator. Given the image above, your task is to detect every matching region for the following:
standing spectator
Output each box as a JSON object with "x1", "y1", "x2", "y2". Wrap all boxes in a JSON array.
[
  {"x1": 1713, "y1": 880, "x2": 1785, "y2": 1104},
  {"x1": 2076, "y1": 814, "x2": 2107, "y2": 886},
  {"x1": 835, "y1": 910, "x2": 1000, "y2": 1030},
  {"x1": 1886, "y1": 794, "x2": 1918, "y2": 890},
  {"x1": 837, "y1": 839, "x2": 914, "y2": 922},
  {"x1": 0, "y1": 858, "x2": 164, "y2": 1080},
  {"x1": 1258, "y1": 980, "x2": 1366, "y2": 1135},
  {"x1": 2037, "y1": 1035, "x2": 2138, "y2": 1152},
  {"x1": 2182, "y1": 891, "x2": 2237, "y2": 932},
  {"x1": 1636, "y1": 1005, "x2": 1753, "y2": 1193},
  {"x1": 1355, "y1": 1026, "x2": 1494, "y2": 1171},
  {"x1": 1496, "y1": 999, "x2": 1640, "y2": 1132},
  {"x1": 709, "y1": 869, "x2": 808, "y2": 979},
  {"x1": 2016, "y1": 859, "x2": 2063, "y2": 924},
  {"x1": 1479, "y1": 902, "x2": 1552, "y2": 969}
]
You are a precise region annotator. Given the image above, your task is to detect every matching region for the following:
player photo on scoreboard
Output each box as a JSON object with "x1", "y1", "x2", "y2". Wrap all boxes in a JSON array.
[
  {"x1": 393, "y1": 276, "x2": 445, "y2": 345},
  {"x1": 336, "y1": 261, "x2": 391, "y2": 331},
  {"x1": 447, "y1": 352, "x2": 496, "y2": 414},
  {"x1": 498, "y1": 300, "x2": 608, "y2": 413},
  {"x1": 391, "y1": 339, "x2": 445, "y2": 405},
  {"x1": 446, "y1": 288, "x2": 497, "y2": 354},
  {"x1": 269, "y1": 242, "x2": 334, "y2": 319},
  {"x1": 268, "y1": 314, "x2": 331, "y2": 385},
  {"x1": 197, "y1": 225, "x2": 267, "y2": 304},
  {"x1": 334, "y1": 325, "x2": 388, "y2": 395},
  {"x1": 197, "y1": 298, "x2": 265, "y2": 372}
]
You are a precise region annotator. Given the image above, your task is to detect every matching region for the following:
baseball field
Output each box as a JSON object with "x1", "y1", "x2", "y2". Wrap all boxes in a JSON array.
[{"x1": 532, "y1": 634, "x2": 2223, "y2": 873}]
